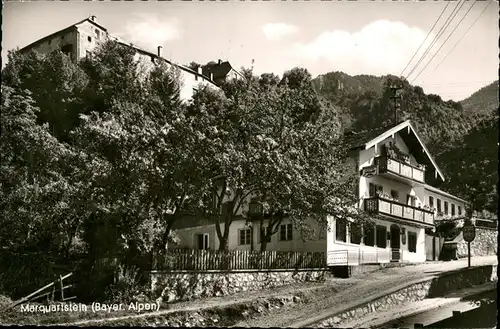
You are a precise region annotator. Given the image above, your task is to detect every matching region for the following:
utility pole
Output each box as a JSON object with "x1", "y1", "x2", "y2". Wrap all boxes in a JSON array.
[{"x1": 389, "y1": 84, "x2": 404, "y2": 124}]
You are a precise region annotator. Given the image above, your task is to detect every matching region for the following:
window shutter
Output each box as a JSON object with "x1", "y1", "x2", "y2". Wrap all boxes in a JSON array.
[
  {"x1": 197, "y1": 234, "x2": 204, "y2": 250},
  {"x1": 369, "y1": 183, "x2": 375, "y2": 197}
]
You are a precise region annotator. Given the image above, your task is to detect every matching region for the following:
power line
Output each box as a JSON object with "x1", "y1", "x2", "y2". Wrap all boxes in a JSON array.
[
  {"x1": 426, "y1": 0, "x2": 493, "y2": 77},
  {"x1": 399, "y1": 1, "x2": 452, "y2": 78},
  {"x1": 405, "y1": 0, "x2": 468, "y2": 80},
  {"x1": 411, "y1": 0, "x2": 478, "y2": 84}
]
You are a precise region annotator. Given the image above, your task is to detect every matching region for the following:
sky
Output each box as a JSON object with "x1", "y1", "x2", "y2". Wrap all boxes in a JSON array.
[{"x1": 2, "y1": 0, "x2": 498, "y2": 101}]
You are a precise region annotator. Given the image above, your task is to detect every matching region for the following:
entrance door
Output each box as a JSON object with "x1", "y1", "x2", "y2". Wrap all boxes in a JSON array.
[{"x1": 390, "y1": 224, "x2": 401, "y2": 261}]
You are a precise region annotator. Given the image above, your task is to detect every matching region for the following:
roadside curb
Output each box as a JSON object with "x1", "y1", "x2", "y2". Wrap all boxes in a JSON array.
[
  {"x1": 290, "y1": 264, "x2": 497, "y2": 328},
  {"x1": 353, "y1": 282, "x2": 497, "y2": 329}
]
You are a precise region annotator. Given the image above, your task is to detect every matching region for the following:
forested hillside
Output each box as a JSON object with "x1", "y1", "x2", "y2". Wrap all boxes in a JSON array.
[
  {"x1": 312, "y1": 73, "x2": 498, "y2": 215},
  {"x1": 460, "y1": 80, "x2": 499, "y2": 119}
]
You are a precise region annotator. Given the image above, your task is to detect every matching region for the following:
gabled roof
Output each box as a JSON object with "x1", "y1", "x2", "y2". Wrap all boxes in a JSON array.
[
  {"x1": 344, "y1": 122, "x2": 401, "y2": 150},
  {"x1": 19, "y1": 18, "x2": 107, "y2": 53},
  {"x1": 201, "y1": 61, "x2": 244, "y2": 81},
  {"x1": 346, "y1": 120, "x2": 445, "y2": 182}
]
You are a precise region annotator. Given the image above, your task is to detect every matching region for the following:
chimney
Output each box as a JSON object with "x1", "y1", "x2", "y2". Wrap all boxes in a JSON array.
[
  {"x1": 157, "y1": 46, "x2": 163, "y2": 57},
  {"x1": 197, "y1": 66, "x2": 202, "y2": 75},
  {"x1": 210, "y1": 72, "x2": 214, "y2": 81},
  {"x1": 218, "y1": 59, "x2": 222, "y2": 65},
  {"x1": 90, "y1": 15, "x2": 97, "y2": 22}
]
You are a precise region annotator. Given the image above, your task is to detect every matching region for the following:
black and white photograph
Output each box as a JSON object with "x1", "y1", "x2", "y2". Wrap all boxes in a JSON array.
[{"x1": 0, "y1": 0, "x2": 498, "y2": 327}]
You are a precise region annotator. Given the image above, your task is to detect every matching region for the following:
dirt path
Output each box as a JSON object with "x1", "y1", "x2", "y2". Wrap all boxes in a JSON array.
[
  {"x1": 54, "y1": 256, "x2": 496, "y2": 327},
  {"x1": 234, "y1": 256, "x2": 497, "y2": 328}
]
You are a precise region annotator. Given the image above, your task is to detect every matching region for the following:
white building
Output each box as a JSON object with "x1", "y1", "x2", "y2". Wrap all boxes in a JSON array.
[
  {"x1": 169, "y1": 120, "x2": 467, "y2": 262},
  {"x1": 17, "y1": 16, "x2": 242, "y2": 102},
  {"x1": 327, "y1": 120, "x2": 467, "y2": 266}
]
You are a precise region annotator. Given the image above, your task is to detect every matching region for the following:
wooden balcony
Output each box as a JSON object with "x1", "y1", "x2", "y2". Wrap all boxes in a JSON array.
[
  {"x1": 364, "y1": 197, "x2": 434, "y2": 226},
  {"x1": 376, "y1": 156, "x2": 425, "y2": 184}
]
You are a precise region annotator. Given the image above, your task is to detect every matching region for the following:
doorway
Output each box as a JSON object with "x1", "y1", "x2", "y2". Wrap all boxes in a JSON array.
[{"x1": 390, "y1": 224, "x2": 401, "y2": 261}]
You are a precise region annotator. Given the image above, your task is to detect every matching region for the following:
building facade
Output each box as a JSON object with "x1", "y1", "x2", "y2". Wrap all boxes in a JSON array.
[
  {"x1": 327, "y1": 120, "x2": 466, "y2": 266},
  {"x1": 17, "y1": 16, "x2": 240, "y2": 101}
]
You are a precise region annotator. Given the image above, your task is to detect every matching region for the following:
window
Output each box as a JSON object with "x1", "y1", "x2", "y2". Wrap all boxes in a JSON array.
[
  {"x1": 280, "y1": 224, "x2": 293, "y2": 241},
  {"x1": 95, "y1": 29, "x2": 100, "y2": 39},
  {"x1": 259, "y1": 226, "x2": 269, "y2": 244},
  {"x1": 350, "y1": 222, "x2": 362, "y2": 244},
  {"x1": 196, "y1": 233, "x2": 209, "y2": 250},
  {"x1": 437, "y1": 199, "x2": 442, "y2": 213},
  {"x1": 408, "y1": 232, "x2": 417, "y2": 253},
  {"x1": 429, "y1": 196, "x2": 434, "y2": 208},
  {"x1": 335, "y1": 219, "x2": 347, "y2": 242},
  {"x1": 390, "y1": 190, "x2": 399, "y2": 200},
  {"x1": 451, "y1": 204, "x2": 455, "y2": 216},
  {"x1": 369, "y1": 183, "x2": 383, "y2": 197},
  {"x1": 239, "y1": 228, "x2": 252, "y2": 245},
  {"x1": 363, "y1": 223, "x2": 375, "y2": 246},
  {"x1": 318, "y1": 226, "x2": 327, "y2": 240},
  {"x1": 61, "y1": 44, "x2": 74, "y2": 60},
  {"x1": 444, "y1": 201, "x2": 449, "y2": 215},
  {"x1": 376, "y1": 225, "x2": 387, "y2": 248},
  {"x1": 458, "y1": 206, "x2": 462, "y2": 216},
  {"x1": 407, "y1": 194, "x2": 416, "y2": 207},
  {"x1": 88, "y1": 36, "x2": 92, "y2": 42}
]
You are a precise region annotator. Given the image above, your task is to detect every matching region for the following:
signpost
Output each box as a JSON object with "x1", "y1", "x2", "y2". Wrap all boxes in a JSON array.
[{"x1": 462, "y1": 221, "x2": 476, "y2": 268}]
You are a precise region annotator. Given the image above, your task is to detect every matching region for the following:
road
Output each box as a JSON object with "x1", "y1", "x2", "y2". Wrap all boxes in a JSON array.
[
  {"x1": 367, "y1": 284, "x2": 497, "y2": 329},
  {"x1": 236, "y1": 256, "x2": 497, "y2": 328}
]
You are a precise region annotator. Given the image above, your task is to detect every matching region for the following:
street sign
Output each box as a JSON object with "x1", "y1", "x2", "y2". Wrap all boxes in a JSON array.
[
  {"x1": 463, "y1": 221, "x2": 476, "y2": 268},
  {"x1": 463, "y1": 223, "x2": 476, "y2": 242}
]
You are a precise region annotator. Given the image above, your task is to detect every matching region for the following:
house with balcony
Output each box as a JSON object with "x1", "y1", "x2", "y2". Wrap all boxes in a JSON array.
[{"x1": 327, "y1": 120, "x2": 467, "y2": 266}]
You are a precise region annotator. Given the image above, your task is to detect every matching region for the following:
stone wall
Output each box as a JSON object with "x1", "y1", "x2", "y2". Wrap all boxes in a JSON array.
[
  {"x1": 151, "y1": 269, "x2": 328, "y2": 304},
  {"x1": 316, "y1": 265, "x2": 496, "y2": 328},
  {"x1": 457, "y1": 227, "x2": 497, "y2": 257}
]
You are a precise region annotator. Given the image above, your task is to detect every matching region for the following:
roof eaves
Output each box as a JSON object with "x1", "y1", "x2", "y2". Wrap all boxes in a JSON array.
[
  {"x1": 423, "y1": 184, "x2": 468, "y2": 204},
  {"x1": 19, "y1": 25, "x2": 78, "y2": 53},
  {"x1": 116, "y1": 41, "x2": 219, "y2": 88},
  {"x1": 408, "y1": 122, "x2": 445, "y2": 182},
  {"x1": 19, "y1": 18, "x2": 108, "y2": 53},
  {"x1": 363, "y1": 120, "x2": 445, "y2": 182},
  {"x1": 364, "y1": 120, "x2": 411, "y2": 150},
  {"x1": 74, "y1": 18, "x2": 108, "y2": 32}
]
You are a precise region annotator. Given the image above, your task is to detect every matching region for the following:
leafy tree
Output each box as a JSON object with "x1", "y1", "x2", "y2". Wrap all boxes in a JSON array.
[
  {"x1": 440, "y1": 115, "x2": 498, "y2": 217},
  {"x1": 0, "y1": 86, "x2": 81, "y2": 256},
  {"x1": 2, "y1": 50, "x2": 88, "y2": 142},
  {"x1": 188, "y1": 68, "x2": 371, "y2": 251},
  {"x1": 187, "y1": 61, "x2": 201, "y2": 71}
]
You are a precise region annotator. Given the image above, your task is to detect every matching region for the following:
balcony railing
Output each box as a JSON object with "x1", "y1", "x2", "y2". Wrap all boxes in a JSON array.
[
  {"x1": 327, "y1": 249, "x2": 391, "y2": 266},
  {"x1": 376, "y1": 156, "x2": 425, "y2": 183},
  {"x1": 364, "y1": 197, "x2": 434, "y2": 225}
]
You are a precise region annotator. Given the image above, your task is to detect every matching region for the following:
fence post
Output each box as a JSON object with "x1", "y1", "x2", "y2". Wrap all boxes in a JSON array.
[{"x1": 59, "y1": 275, "x2": 64, "y2": 301}]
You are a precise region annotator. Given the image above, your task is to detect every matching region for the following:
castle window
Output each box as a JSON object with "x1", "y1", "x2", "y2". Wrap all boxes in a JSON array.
[
  {"x1": 95, "y1": 29, "x2": 100, "y2": 39},
  {"x1": 88, "y1": 36, "x2": 92, "y2": 42}
]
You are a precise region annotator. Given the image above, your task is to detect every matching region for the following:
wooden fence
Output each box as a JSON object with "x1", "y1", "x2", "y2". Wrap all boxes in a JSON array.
[{"x1": 153, "y1": 249, "x2": 326, "y2": 271}]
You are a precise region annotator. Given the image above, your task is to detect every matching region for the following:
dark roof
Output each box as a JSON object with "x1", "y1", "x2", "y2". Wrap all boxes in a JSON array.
[
  {"x1": 343, "y1": 121, "x2": 403, "y2": 150},
  {"x1": 19, "y1": 18, "x2": 107, "y2": 53},
  {"x1": 201, "y1": 61, "x2": 234, "y2": 80}
]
